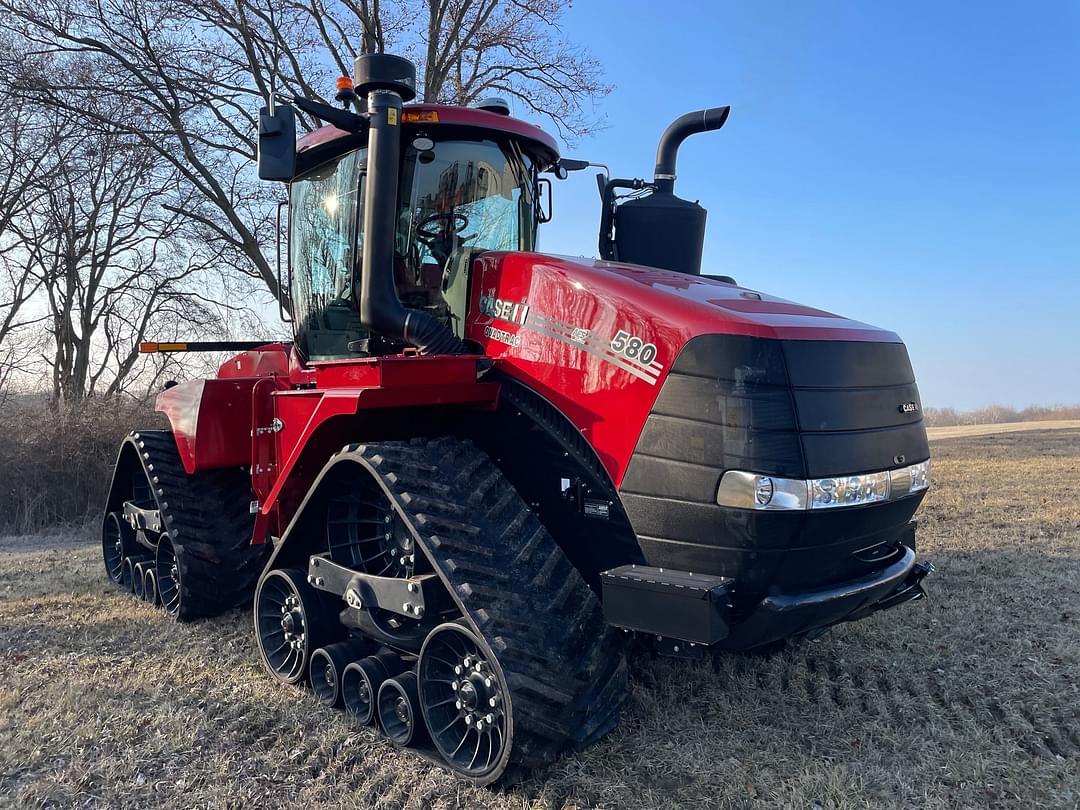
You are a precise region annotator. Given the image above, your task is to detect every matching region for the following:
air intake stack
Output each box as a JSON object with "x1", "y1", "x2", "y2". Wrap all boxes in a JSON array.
[
  {"x1": 353, "y1": 53, "x2": 464, "y2": 355},
  {"x1": 604, "y1": 106, "x2": 730, "y2": 276}
]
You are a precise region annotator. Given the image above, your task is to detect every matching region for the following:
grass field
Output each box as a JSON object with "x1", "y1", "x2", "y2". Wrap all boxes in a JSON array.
[{"x1": 1, "y1": 430, "x2": 1078, "y2": 809}]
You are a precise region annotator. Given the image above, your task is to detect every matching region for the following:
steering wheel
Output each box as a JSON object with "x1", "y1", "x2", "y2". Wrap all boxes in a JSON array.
[{"x1": 416, "y1": 211, "x2": 470, "y2": 242}]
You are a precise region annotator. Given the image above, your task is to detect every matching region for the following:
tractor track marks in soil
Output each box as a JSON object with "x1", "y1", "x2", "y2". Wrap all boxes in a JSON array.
[{"x1": 773, "y1": 653, "x2": 1080, "y2": 761}]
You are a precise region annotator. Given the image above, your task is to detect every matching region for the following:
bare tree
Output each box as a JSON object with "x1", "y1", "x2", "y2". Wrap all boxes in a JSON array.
[
  {"x1": 0, "y1": 61, "x2": 56, "y2": 398},
  {"x1": 0, "y1": 0, "x2": 609, "y2": 309},
  {"x1": 2, "y1": 84, "x2": 238, "y2": 400}
]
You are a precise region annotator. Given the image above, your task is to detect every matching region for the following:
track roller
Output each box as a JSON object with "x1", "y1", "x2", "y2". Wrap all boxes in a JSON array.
[
  {"x1": 377, "y1": 671, "x2": 427, "y2": 747},
  {"x1": 132, "y1": 561, "x2": 151, "y2": 600},
  {"x1": 121, "y1": 555, "x2": 151, "y2": 594},
  {"x1": 254, "y1": 568, "x2": 341, "y2": 685},
  {"x1": 343, "y1": 650, "x2": 405, "y2": 724},
  {"x1": 143, "y1": 567, "x2": 159, "y2": 606},
  {"x1": 308, "y1": 639, "x2": 371, "y2": 707}
]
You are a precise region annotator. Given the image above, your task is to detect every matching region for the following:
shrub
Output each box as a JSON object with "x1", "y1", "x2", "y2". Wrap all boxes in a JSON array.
[{"x1": 0, "y1": 396, "x2": 165, "y2": 533}]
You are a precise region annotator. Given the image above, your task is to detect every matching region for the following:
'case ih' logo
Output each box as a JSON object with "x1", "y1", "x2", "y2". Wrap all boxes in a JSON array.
[
  {"x1": 479, "y1": 294, "x2": 529, "y2": 326},
  {"x1": 900, "y1": 401, "x2": 919, "y2": 414}
]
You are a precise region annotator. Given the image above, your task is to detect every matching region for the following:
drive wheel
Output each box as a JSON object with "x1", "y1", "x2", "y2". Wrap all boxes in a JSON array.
[
  {"x1": 255, "y1": 568, "x2": 338, "y2": 685},
  {"x1": 102, "y1": 512, "x2": 135, "y2": 586},
  {"x1": 418, "y1": 622, "x2": 511, "y2": 780}
]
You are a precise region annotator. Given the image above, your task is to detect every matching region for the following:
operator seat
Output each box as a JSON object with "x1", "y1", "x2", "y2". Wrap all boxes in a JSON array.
[{"x1": 442, "y1": 247, "x2": 486, "y2": 338}]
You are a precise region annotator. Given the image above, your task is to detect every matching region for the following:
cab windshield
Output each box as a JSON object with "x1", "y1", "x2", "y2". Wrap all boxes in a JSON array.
[{"x1": 289, "y1": 137, "x2": 535, "y2": 360}]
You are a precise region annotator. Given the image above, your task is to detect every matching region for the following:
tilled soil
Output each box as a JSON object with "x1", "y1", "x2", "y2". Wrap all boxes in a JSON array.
[{"x1": 0, "y1": 430, "x2": 1077, "y2": 809}]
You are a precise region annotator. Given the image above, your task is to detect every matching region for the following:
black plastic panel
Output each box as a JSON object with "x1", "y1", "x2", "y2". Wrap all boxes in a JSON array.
[
  {"x1": 618, "y1": 333, "x2": 930, "y2": 597},
  {"x1": 802, "y1": 422, "x2": 930, "y2": 477},
  {"x1": 794, "y1": 383, "x2": 922, "y2": 431},
  {"x1": 667, "y1": 333, "x2": 789, "y2": 383},
  {"x1": 782, "y1": 340, "x2": 915, "y2": 388}
]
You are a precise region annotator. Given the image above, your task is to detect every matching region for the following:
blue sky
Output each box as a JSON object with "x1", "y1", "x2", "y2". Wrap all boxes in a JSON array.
[{"x1": 536, "y1": 1, "x2": 1079, "y2": 409}]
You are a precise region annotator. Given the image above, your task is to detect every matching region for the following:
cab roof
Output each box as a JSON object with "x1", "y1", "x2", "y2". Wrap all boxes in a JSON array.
[{"x1": 296, "y1": 103, "x2": 560, "y2": 169}]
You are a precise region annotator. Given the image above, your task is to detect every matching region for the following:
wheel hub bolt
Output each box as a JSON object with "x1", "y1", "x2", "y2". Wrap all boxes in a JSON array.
[
  {"x1": 489, "y1": 696, "x2": 499, "y2": 707},
  {"x1": 485, "y1": 713, "x2": 495, "y2": 725},
  {"x1": 465, "y1": 714, "x2": 473, "y2": 726},
  {"x1": 455, "y1": 700, "x2": 462, "y2": 710}
]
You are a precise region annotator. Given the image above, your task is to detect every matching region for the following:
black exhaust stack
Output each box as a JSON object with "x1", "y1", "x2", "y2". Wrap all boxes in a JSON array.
[
  {"x1": 354, "y1": 54, "x2": 464, "y2": 355},
  {"x1": 603, "y1": 106, "x2": 730, "y2": 276}
]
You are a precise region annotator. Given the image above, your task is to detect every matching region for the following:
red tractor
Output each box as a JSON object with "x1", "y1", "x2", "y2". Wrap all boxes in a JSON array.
[{"x1": 103, "y1": 54, "x2": 933, "y2": 783}]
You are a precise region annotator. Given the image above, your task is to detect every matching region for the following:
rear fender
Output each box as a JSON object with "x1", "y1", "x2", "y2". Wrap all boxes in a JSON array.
[{"x1": 155, "y1": 378, "x2": 262, "y2": 473}]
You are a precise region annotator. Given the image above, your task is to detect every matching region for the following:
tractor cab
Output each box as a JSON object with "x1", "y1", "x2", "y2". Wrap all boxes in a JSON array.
[
  {"x1": 287, "y1": 125, "x2": 543, "y2": 360},
  {"x1": 258, "y1": 55, "x2": 559, "y2": 362}
]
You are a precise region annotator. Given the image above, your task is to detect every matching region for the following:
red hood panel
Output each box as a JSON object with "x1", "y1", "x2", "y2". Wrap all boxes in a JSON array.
[
  {"x1": 586, "y1": 259, "x2": 899, "y2": 342},
  {"x1": 464, "y1": 252, "x2": 908, "y2": 487}
]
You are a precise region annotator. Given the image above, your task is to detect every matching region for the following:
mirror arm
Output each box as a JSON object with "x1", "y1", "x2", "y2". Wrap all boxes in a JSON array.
[{"x1": 284, "y1": 94, "x2": 369, "y2": 133}]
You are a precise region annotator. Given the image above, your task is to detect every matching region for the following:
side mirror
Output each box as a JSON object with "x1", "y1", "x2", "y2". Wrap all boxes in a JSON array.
[
  {"x1": 257, "y1": 104, "x2": 297, "y2": 182},
  {"x1": 559, "y1": 158, "x2": 590, "y2": 172}
]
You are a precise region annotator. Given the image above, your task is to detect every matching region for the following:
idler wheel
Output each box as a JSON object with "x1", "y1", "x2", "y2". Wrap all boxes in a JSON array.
[
  {"x1": 377, "y1": 671, "x2": 427, "y2": 746},
  {"x1": 255, "y1": 568, "x2": 339, "y2": 685},
  {"x1": 155, "y1": 536, "x2": 182, "y2": 617},
  {"x1": 102, "y1": 512, "x2": 134, "y2": 586},
  {"x1": 417, "y1": 622, "x2": 511, "y2": 779},
  {"x1": 342, "y1": 650, "x2": 404, "y2": 725}
]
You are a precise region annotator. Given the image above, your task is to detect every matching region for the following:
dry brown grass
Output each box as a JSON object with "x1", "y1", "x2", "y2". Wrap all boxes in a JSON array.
[
  {"x1": 926, "y1": 420, "x2": 1080, "y2": 441},
  {"x1": 1, "y1": 430, "x2": 1078, "y2": 809}
]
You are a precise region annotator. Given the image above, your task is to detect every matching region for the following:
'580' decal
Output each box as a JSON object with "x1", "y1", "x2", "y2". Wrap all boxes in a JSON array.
[{"x1": 610, "y1": 330, "x2": 658, "y2": 366}]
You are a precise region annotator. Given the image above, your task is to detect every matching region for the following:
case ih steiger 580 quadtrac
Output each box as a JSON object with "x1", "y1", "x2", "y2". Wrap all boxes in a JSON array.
[{"x1": 103, "y1": 54, "x2": 934, "y2": 783}]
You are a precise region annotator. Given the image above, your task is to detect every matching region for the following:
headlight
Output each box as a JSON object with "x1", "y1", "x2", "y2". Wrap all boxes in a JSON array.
[{"x1": 717, "y1": 460, "x2": 930, "y2": 511}]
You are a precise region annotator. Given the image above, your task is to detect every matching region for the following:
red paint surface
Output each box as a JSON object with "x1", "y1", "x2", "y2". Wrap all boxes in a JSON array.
[
  {"x1": 297, "y1": 104, "x2": 560, "y2": 166},
  {"x1": 155, "y1": 378, "x2": 261, "y2": 474},
  {"x1": 465, "y1": 253, "x2": 901, "y2": 487}
]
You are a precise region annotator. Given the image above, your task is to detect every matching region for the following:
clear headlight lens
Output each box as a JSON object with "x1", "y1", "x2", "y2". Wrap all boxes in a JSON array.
[
  {"x1": 718, "y1": 460, "x2": 929, "y2": 511},
  {"x1": 811, "y1": 471, "x2": 891, "y2": 509}
]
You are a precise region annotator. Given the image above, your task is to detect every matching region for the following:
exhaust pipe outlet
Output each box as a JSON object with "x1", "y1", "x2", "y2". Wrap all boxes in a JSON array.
[
  {"x1": 356, "y1": 54, "x2": 465, "y2": 356},
  {"x1": 652, "y1": 106, "x2": 730, "y2": 194}
]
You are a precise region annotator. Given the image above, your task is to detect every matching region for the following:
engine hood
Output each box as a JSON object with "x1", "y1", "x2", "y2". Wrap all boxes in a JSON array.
[
  {"x1": 464, "y1": 250, "x2": 913, "y2": 486},
  {"x1": 581, "y1": 257, "x2": 900, "y2": 343}
]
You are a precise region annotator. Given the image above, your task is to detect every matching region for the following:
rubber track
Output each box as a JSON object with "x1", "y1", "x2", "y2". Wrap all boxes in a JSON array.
[
  {"x1": 123, "y1": 430, "x2": 269, "y2": 620},
  {"x1": 341, "y1": 437, "x2": 628, "y2": 770}
]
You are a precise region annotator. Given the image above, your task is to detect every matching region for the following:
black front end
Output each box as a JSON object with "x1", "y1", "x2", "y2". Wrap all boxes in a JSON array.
[{"x1": 611, "y1": 334, "x2": 933, "y2": 650}]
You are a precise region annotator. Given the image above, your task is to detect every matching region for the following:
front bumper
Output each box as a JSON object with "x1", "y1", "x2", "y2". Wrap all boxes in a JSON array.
[{"x1": 601, "y1": 544, "x2": 934, "y2": 652}]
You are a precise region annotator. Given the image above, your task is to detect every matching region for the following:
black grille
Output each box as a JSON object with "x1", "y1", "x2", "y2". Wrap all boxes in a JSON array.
[{"x1": 619, "y1": 334, "x2": 929, "y2": 596}]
